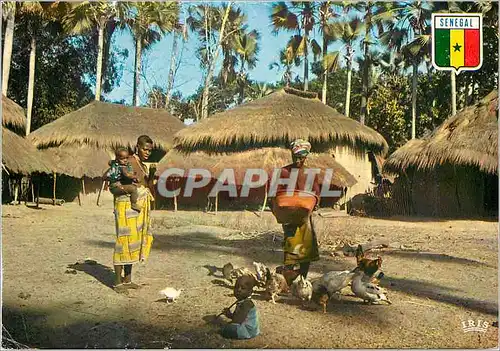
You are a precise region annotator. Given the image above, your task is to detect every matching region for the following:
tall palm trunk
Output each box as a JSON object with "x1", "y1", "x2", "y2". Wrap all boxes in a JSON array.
[
  {"x1": 360, "y1": 40, "x2": 369, "y2": 125},
  {"x1": 133, "y1": 37, "x2": 142, "y2": 107},
  {"x1": 411, "y1": 60, "x2": 418, "y2": 139},
  {"x1": 451, "y1": 71, "x2": 457, "y2": 115},
  {"x1": 95, "y1": 21, "x2": 105, "y2": 101},
  {"x1": 345, "y1": 47, "x2": 353, "y2": 118},
  {"x1": 321, "y1": 36, "x2": 327, "y2": 104},
  {"x1": 201, "y1": 3, "x2": 232, "y2": 120},
  {"x1": 165, "y1": 30, "x2": 179, "y2": 109},
  {"x1": 2, "y1": 5, "x2": 15, "y2": 96},
  {"x1": 303, "y1": 31, "x2": 309, "y2": 92},
  {"x1": 238, "y1": 63, "x2": 245, "y2": 104},
  {"x1": 26, "y1": 36, "x2": 36, "y2": 136}
]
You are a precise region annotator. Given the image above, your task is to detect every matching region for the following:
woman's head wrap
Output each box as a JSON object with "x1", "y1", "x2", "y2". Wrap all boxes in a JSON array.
[{"x1": 290, "y1": 139, "x2": 311, "y2": 157}]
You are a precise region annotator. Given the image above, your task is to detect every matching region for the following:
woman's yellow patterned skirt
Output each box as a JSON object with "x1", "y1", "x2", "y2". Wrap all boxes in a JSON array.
[
  {"x1": 113, "y1": 186, "x2": 154, "y2": 265},
  {"x1": 282, "y1": 216, "x2": 319, "y2": 266}
]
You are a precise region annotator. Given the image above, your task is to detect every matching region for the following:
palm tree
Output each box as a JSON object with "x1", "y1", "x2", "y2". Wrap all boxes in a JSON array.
[
  {"x1": 328, "y1": 18, "x2": 364, "y2": 117},
  {"x1": 379, "y1": 1, "x2": 433, "y2": 139},
  {"x1": 165, "y1": 22, "x2": 187, "y2": 110},
  {"x1": 17, "y1": 2, "x2": 67, "y2": 135},
  {"x1": 268, "y1": 48, "x2": 300, "y2": 86},
  {"x1": 270, "y1": 2, "x2": 322, "y2": 91},
  {"x1": 64, "y1": 1, "x2": 128, "y2": 101},
  {"x1": 233, "y1": 29, "x2": 261, "y2": 103},
  {"x1": 123, "y1": 2, "x2": 179, "y2": 106},
  {"x1": 2, "y1": 2, "x2": 16, "y2": 96},
  {"x1": 344, "y1": 1, "x2": 393, "y2": 125},
  {"x1": 200, "y1": 3, "x2": 232, "y2": 119}
]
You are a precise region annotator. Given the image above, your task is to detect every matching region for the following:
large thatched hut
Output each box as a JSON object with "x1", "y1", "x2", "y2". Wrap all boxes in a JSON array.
[
  {"x1": 2, "y1": 96, "x2": 56, "y2": 203},
  {"x1": 161, "y1": 88, "x2": 388, "y2": 210},
  {"x1": 28, "y1": 101, "x2": 185, "y2": 205},
  {"x1": 383, "y1": 90, "x2": 498, "y2": 217}
]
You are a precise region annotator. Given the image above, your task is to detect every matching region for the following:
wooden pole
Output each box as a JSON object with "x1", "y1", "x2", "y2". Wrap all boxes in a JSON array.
[
  {"x1": 36, "y1": 175, "x2": 40, "y2": 208},
  {"x1": 215, "y1": 192, "x2": 218, "y2": 215},
  {"x1": 52, "y1": 172, "x2": 57, "y2": 206},
  {"x1": 173, "y1": 194, "x2": 178, "y2": 212},
  {"x1": 96, "y1": 178, "x2": 105, "y2": 206},
  {"x1": 81, "y1": 177, "x2": 86, "y2": 196},
  {"x1": 29, "y1": 178, "x2": 34, "y2": 203},
  {"x1": 261, "y1": 183, "x2": 268, "y2": 214},
  {"x1": 13, "y1": 179, "x2": 19, "y2": 204}
]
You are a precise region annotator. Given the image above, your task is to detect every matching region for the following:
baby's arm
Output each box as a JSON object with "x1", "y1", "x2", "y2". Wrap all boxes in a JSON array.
[{"x1": 120, "y1": 165, "x2": 137, "y2": 180}]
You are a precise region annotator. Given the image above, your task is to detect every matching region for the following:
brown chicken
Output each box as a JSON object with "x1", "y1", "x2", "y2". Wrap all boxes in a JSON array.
[
  {"x1": 311, "y1": 285, "x2": 329, "y2": 313},
  {"x1": 265, "y1": 268, "x2": 288, "y2": 304}
]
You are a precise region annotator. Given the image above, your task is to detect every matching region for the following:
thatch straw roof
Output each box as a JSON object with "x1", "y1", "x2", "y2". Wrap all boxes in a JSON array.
[
  {"x1": 174, "y1": 88, "x2": 388, "y2": 155},
  {"x1": 158, "y1": 147, "x2": 357, "y2": 188},
  {"x1": 29, "y1": 101, "x2": 185, "y2": 150},
  {"x1": 384, "y1": 90, "x2": 498, "y2": 175},
  {"x1": 2, "y1": 95, "x2": 26, "y2": 133},
  {"x1": 2, "y1": 127, "x2": 55, "y2": 175},
  {"x1": 40, "y1": 146, "x2": 112, "y2": 179}
]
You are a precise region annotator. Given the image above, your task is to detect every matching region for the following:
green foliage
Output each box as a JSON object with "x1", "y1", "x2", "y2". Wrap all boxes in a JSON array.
[
  {"x1": 366, "y1": 74, "x2": 411, "y2": 153},
  {"x1": 5, "y1": 13, "x2": 126, "y2": 131}
]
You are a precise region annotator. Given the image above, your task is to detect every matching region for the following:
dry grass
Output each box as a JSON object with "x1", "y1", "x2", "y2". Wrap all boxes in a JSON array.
[
  {"x1": 2, "y1": 95, "x2": 26, "y2": 134},
  {"x1": 175, "y1": 88, "x2": 388, "y2": 155},
  {"x1": 28, "y1": 101, "x2": 185, "y2": 150},
  {"x1": 384, "y1": 90, "x2": 498, "y2": 175},
  {"x1": 2, "y1": 127, "x2": 56, "y2": 175},
  {"x1": 158, "y1": 147, "x2": 357, "y2": 187}
]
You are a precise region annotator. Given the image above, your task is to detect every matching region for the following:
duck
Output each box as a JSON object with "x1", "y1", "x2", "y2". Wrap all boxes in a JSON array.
[{"x1": 351, "y1": 268, "x2": 391, "y2": 305}]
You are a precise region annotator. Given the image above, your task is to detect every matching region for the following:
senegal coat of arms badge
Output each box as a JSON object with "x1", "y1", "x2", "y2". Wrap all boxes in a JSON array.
[{"x1": 431, "y1": 13, "x2": 483, "y2": 73}]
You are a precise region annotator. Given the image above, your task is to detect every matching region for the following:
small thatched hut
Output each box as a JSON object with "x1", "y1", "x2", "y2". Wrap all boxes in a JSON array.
[
  {"x1": 28, "y1": 101, "x2": 185, "y2": 205},
  {"x1": 384, "y1": 90, "x2": 498, "y2": 217},
  {"x1": 158, "y1": 148, "x2": 358, "y2": 209},
  {"x1": 2, "y1": 96, "x2": 56, "y2": 203},
  {"x1": 170, "y1": 88, "x2": 388, "y2": 209}
]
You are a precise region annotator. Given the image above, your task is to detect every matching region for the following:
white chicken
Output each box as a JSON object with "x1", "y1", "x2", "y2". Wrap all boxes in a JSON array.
[
  {"x1": 351, "y1": 268, "x2": 391, "y2": 305},
  {"x1": 290, "y1": 274, "x2": 313, "y2": 302},
  {"x1": 159, "y1": 287, "x2": 183, "y2": 303},
  {"x1": 252, "y1": 261, "x2": 269, "y2": 287},
  {"x1": 313, "y1": 270, "x2": 355, "y2": 301}
]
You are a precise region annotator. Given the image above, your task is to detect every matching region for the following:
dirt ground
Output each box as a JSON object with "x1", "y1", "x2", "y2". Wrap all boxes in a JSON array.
[{"x1": 2, "y1": 203, "x2": 498, "y2": 348}]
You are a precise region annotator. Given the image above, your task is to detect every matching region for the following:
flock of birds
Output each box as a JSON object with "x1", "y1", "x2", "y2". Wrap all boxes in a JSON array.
[{"x1": 158, "y1": 245, "x2": 391, "y2": 312}]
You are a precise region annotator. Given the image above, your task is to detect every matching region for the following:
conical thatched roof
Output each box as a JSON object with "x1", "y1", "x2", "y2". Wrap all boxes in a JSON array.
[
  {"x1": 40, "y1": 146, "x2": 112, "y2": 179},
  {"x1": 158, "y1": 147, "x2": 357, "y2": 188},
  {"x1": 2, "y1": 95, "x2": 26, "y2": 134},
  {"x1": 174, "y1": 88, "x2": 388, "y2": 155},
  {"x1": 384, "y1": 90, "x2": 498, "y2": 175},
  {"x1": 28, "y1": 101, "x2": 185, "y2": 150},
  {"x1": 2, "y1": 127, "x2": 55, "y2": 175}
]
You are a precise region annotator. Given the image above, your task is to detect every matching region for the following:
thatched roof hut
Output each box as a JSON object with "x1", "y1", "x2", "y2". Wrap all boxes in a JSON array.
[
  {"x1": 40, "y1": 146, "x2": 111, "y2": 179},
  {"x1": 29, "y1": 100, "x2": 185, "y2": 150},
  {"x1": 2, "y1": 127, "x2": 55, "y2": 175},
  {"x1": 384, "y1": 90, "x2": 498, "y2": 175},
  {"x1": 175, "y1": 87, "x2": 388, "y2": 155},
  {"x1": 3, "y1": 95, "x2": 26, "y2": 134},
  {"x1": 159, "y1": 148, "x2": 357, "y2": 188}
]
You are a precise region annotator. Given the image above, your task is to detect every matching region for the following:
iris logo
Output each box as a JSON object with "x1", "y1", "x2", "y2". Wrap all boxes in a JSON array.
[{"x1": 461, "y1": 319, "x2": 489, "y2": 333}]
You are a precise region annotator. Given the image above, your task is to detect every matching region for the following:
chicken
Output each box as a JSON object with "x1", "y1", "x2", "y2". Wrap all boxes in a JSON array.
[
  {"x1": 313, "y1": 270, "x2": 355, "y2": 300},
  {"x1": 159, "y1": 287, "x2": 183, "y2": 303},
  {"x1": 351, "y1": 268, "x2": 391, "y2": 305},
  {"x1": 275, "y1": 265, "x2": 301, "y2": 286},
  {"x1": 356, "y1": 245, "x2": 383, "y2": 278},
  {"x1": 290, "y1": 274, "x2": 313, "y2": 302},
  {"x1": 252, "y1": 261, "x2": 269, "y2": 287},
  {"x1": 265, "y1": 267, "x2": 288, "y2": 304},
  {"x1": 222, "y1": 263, "x2": 234, "y2": 283},
  {"x1": 311, "y1": 285, "x2": 330, "y2": 313}
]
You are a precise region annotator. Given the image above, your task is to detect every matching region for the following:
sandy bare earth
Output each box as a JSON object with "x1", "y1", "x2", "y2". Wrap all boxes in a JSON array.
[{"x1": 1, "y1": 203, "x2": 498, "y2": 349}]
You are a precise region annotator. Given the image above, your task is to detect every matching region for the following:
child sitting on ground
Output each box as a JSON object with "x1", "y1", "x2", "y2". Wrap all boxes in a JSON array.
[
  {"x1": 220, "y1": 275, "x2": 260, "y2": 339},
  {"x1": 105, "y1": 147, "x2": 141, "y2": 212}
]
